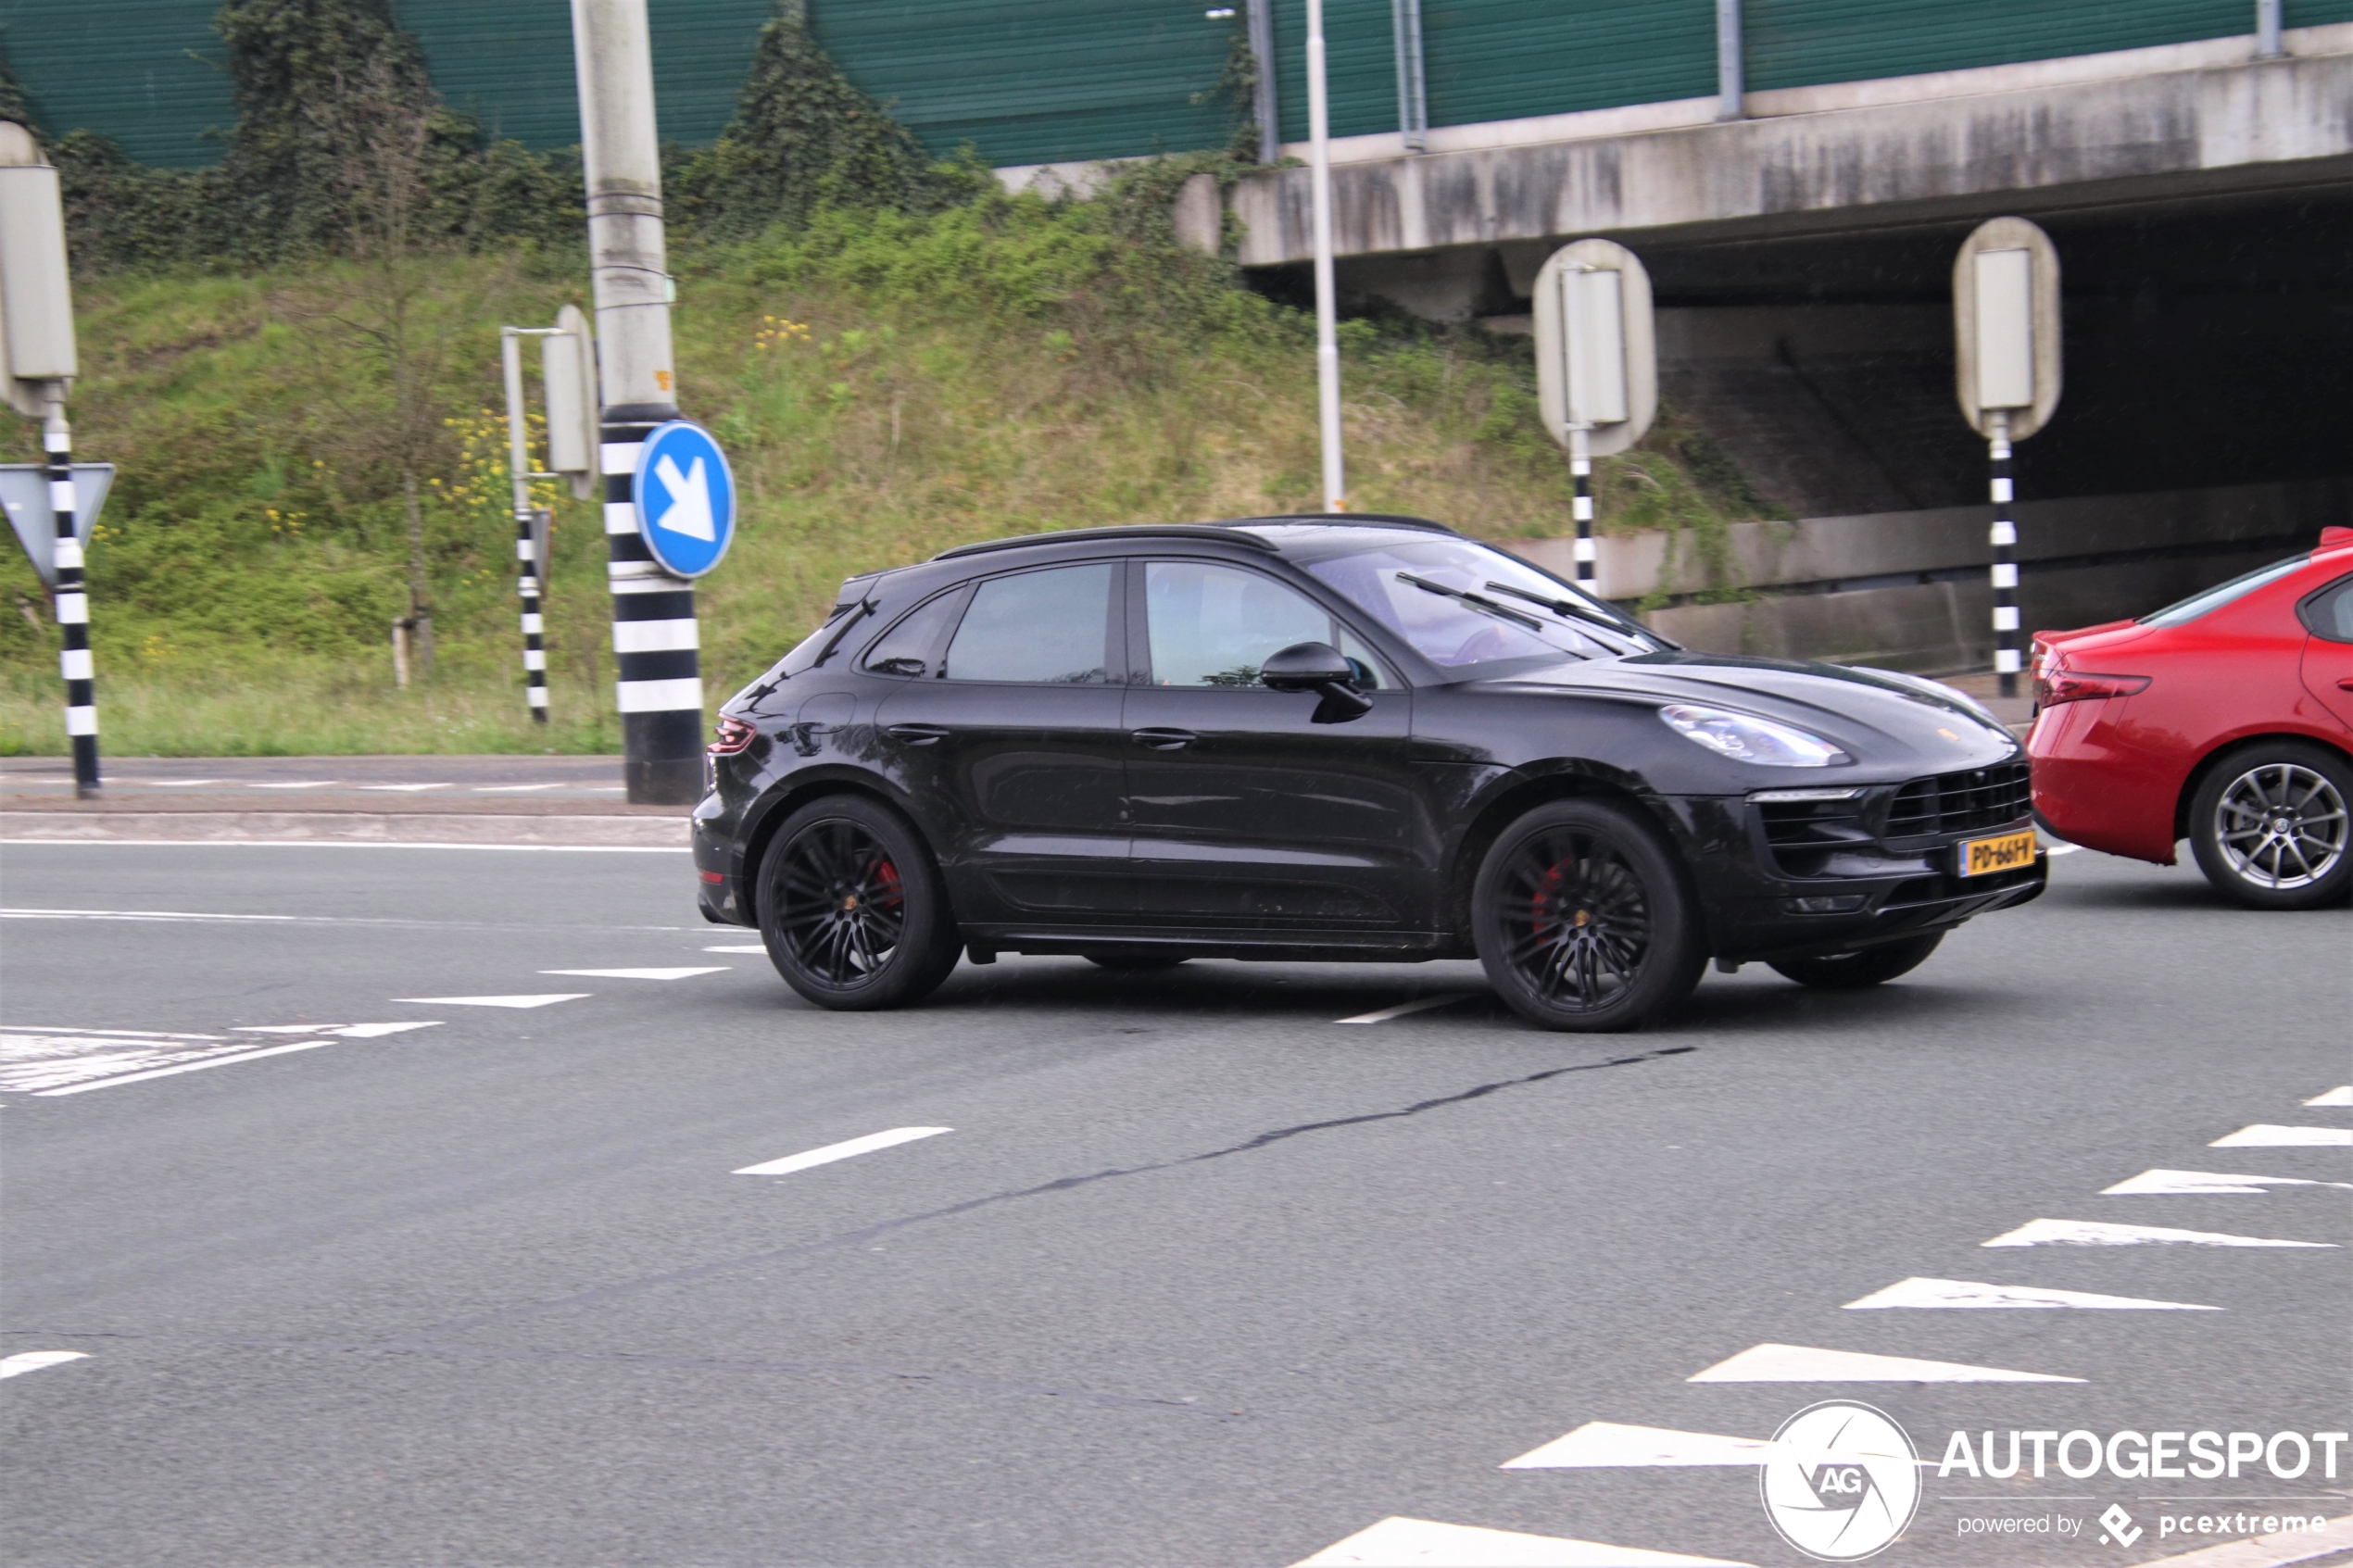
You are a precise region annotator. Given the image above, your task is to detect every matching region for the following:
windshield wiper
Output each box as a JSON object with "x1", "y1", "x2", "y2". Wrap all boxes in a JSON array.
[
  {"x1": 1481, "y1": 581, "x2": 1668, "y2": 649},
  {"x1": 1395, "y1": 571, "x2": 1548, "y2": 632}
]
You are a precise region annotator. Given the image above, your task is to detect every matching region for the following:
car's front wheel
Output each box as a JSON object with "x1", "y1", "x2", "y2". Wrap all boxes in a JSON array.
[
  {"x1": 2188, "y1": 743, "x2": 2353, "y2": 909},
  {"x1": 1471, "y1": 799, "x2": 1706, "y2": 1032},
  {"x1": 758, "y1": 796, "x2": 962, "y2": 1010},
  {"x1": 1768, "y1": 932, "x2": 1944, "y2": 989}
]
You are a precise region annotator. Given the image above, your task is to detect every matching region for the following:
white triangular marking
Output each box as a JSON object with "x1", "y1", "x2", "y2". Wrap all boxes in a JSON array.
[
  {"x1": 1982, "y1": 1218, "x2": 2334, "y2": 1248},
  {"x1": 539, "y1": 967, "x2": 729, "y2": 981},
  {"x1": 391, "y1": 994, "x2": 589, "y2": 1010},
  {"x1": 1687, "y1": 1343, "x2": 2081, "y2": 1384},
  {"x1": 2211, "y1": 1124, "x2": 2352, "y2": 1147},
  {"x1": 2305, "y1": 1085, "x2": 2352, "y2": 1107},
  {"x1": 2102, "y1": 1169, "x2": 2353, "y2": 1196},
  {"x1": 653, "y1": 454, "x2": 714, "y2": 540},
  {"x1": 0, "y1": 1351, "x2": 90, "y2": 1379},
  {"x1": 1291, "y1": 1517, "x2": 1753, "y2": 1567},
  {"x1": 1843, "y1": 1276, "x2": 2220, "y2": 1311},
  {"x1": 1503, "y1": 1422, "x2": 1780, "y2": 1469}
]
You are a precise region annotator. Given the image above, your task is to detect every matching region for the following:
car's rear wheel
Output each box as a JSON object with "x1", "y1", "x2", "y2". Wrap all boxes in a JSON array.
[
  {"x1": 758, "y1": 796, "x2": 961, "y2": 1010},
  {"x1": 2188, "y1": 743, "x2": 2353, "y2": 909},
  {"x1": 1768, "y1": 932, "x2": 1944, "y2": 989},
  {"x1": 1471, "y1": 799, "x2": 1705, "y2": 1032},
  {"x1": 1084, "y1": 953, "x2": 1189, "y2": 972}
]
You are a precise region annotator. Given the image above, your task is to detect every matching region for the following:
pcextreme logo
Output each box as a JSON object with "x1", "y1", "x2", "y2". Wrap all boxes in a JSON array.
[{"x1": 1760, "y1": 1401, "x2": 1921, "y2": 1561}]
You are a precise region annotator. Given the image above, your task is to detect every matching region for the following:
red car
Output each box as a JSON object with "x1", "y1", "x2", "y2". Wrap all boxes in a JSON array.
[{"x1": 2028, "y1": 526, "x2": 2353, "y2": 909}]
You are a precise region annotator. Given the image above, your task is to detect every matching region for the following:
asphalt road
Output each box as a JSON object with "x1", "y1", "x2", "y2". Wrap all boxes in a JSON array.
[{"x1": 2, "y1": 839, "x2": 2346, "y2": 1568}]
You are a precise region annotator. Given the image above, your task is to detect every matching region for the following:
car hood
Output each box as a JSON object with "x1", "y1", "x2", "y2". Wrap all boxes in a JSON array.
[{"x1": 1478, "y1": 651, "x2": 2020, "y2": 772}]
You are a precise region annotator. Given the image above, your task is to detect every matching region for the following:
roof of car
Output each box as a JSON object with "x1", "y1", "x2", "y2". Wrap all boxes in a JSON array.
[{"x1": 929, "y1": 513, "x2": 1457, "y2": 563}]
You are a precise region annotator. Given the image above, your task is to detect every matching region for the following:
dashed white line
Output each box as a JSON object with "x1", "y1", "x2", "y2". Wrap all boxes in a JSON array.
[
  {"x1": 2211, "y1": 1124, "x2": 2353, "y2": 1148},
  {"x1": 703, "y1": 944, "x2": 765, "y2": 953},
  {"x1": 733, "y1": 1126, "x2": 953, "y2": 1177},
  {"x1": 1292, "y1": 1517, "x2": 1751, "y2": 1567},
  {"x1": 1502, "y1": 1422, "x2": 1780, "y2": 1471},
  {"x1": 1686, "y1": 1342, "x2": 2082, "y2": 1384},
  {"x1": 3, "y1": 907, "x2": 298, "y2": 923},
  {"x1": 390, "y1": 994, "x2": 590, "y2": 1010},
  {"x1": 1982, "y1": 1218, "x2": 2334, "y2": 1248},
  {"x1": 1336, "y1": 995, "x2": 1478, "y2": 1024},
  {"x1": 2304, "y1": 1085, "x2": 2352, "y2": 1107},
  {"x1": 0, "y1": 1351, "x2": 89, "y2": 1379},
  {"x1": 355, "y1": 783, "x2": 451, "y2": 793},
  {"x1": 539, "y1": 967, "x2": 730, "y2": 981},
  {"x1": 470, "y1": 783, "x2": 570, "y2": 793},
  {"x1": 1841, "y1": 1276, "x2": 2220, "y2": 1311},
  {"x1": 2102, "y1": 1169, "x2": 2353, "y2": 1196},
  {"x1": 246, "y1": 781, "x2": 342, "y2": 790}
]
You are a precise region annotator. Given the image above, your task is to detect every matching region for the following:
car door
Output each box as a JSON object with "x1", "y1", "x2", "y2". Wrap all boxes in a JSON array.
[
  {"x1": 871, "y1": 560, "x2": 1133, "y2": 924},
  {"x1": 2297, "y1": 572, "x2": 2353, "y2": 732},
  {"x1": 1121, "y1": 557, "x2": 1432, "y2": 929}
]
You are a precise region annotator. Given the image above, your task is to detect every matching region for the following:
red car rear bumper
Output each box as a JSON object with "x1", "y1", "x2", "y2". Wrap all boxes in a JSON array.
[{"x1": 2027, "y1": 697, "x2": 2183, "y2": 863}]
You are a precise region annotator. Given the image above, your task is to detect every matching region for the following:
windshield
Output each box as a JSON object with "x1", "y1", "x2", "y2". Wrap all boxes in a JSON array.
[
  {"x1": 2139, "y1": 554, "x2": 2310, "y2": 627},
  {"x1": 1304, "y1": 536, "x2": 1664, "y2": 672}
]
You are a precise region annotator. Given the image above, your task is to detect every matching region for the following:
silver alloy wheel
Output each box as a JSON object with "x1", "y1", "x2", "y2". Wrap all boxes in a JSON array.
[{"x1": 2212, "y1": 762, "x2": 2349, "y2": 890}]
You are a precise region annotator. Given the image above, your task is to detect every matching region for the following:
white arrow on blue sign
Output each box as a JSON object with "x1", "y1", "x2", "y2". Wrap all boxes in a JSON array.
[{"x1": 632, "y1": 420, "x2": 736, "y2": 579}]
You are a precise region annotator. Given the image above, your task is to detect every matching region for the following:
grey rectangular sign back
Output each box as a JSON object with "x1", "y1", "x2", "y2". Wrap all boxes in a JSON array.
[{"x1": 2, "y1": 463, "x2": 116, "y2": 587}]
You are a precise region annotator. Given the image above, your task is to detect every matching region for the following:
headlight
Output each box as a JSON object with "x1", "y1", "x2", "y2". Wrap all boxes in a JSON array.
[{"x1": 1659, "y1": 703, "x2": 1849, "y2": 767}]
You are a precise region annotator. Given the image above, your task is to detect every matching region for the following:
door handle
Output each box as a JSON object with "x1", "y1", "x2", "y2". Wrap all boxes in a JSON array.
[
  {"x1": 1130, "y1": 727, "x2": 1198, "y2": 750},
  {"x1": 887, "y1": 723, "x2": 951, "y2": 746},
  {"x1": 2338, "y1": 678, "x2": 2353, "y2": 692}
]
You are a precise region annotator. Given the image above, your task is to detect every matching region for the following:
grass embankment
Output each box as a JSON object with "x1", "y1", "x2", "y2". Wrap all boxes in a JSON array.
[{"x1": 0, "y1": 185, "x2": 1768, "y2": 756}]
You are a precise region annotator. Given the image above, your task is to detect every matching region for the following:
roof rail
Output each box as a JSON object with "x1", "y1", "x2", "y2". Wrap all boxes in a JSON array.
[
  {"x1": 1219, "y1": 512, "x2": 1460, "y2": 534},
  {"x1": 933, "y1": 524, "x2": 1281, "y2": 561}
]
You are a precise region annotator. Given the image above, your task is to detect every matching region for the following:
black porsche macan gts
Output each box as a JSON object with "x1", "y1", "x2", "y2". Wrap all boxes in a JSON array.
[{"x1": 691, "y1": 516, "x2": 2045, "y2": 1031}]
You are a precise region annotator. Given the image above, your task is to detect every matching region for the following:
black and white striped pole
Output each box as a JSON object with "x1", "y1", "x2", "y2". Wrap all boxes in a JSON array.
[
  {"x1": 1954, "y1": 219, "x2": 2060, "y2": 701},
  {"x1": 500, "y1": 325, "x2": 554, "y2": 723},
  {"x1": 46, "y1": 399, "x2": 98, "y2": 795},
  {"x1": 573, "y1": 0, "x2": 703, "y2": 804},
  {"x1": 1534, "y1": 240, "x2": 1655, "y2": 594}
]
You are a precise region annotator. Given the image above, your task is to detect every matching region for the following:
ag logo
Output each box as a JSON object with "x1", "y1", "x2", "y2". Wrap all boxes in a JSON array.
[{"x1": 1760, "y1": 1400, "x2": 1920, "y2": 1561}]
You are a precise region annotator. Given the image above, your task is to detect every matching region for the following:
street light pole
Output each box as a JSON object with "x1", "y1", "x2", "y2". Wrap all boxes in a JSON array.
[
  {"x1": 572, "y1": 0, "x2": 702, "y2": 803},
  {"x1": 1306, "y1": 0, "x2": 1345, "y2": 513}
]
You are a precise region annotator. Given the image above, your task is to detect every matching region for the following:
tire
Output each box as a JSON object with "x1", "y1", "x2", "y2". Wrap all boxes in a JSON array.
[
  {"x1": 1470, "y1": 799, "x2": 1706, "y2": 1033},
  {"x1": 757, "y1": 796, "x2": 962, "y2": 1010},
  {"x1": 1768, "y1": 932, "x2": 1944, "y2": 990},
  {"x1": 2188, "y1": 742, "x2": 2353, "y2": 910},
  {"x1": 1084, "y1": 953, "x2": 1189, "y2": 972}
]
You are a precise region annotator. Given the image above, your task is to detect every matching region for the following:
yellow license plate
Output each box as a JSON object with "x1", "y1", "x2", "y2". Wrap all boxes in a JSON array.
[{"x1": 1958, "y1": 829, "x2": 2037, "y2": 877}]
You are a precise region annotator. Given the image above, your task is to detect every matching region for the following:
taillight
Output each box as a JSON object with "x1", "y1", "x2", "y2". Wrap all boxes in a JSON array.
[
  {"x1": 2033, "y1": 655, "x2": 2150, "y2": 709},
  {"x1": 708, "y1": 714, "x2": 757, "y2": 756}
]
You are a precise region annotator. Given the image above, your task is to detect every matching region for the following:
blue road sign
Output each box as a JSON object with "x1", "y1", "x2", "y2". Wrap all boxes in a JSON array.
[{"x1": 633, "y1": 420, "x2": 736, "y2": 579}]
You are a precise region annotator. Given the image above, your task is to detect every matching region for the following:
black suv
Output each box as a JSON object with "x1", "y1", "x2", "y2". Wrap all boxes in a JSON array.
[{"x1": 693, "y1": 517, "x2": 2043, "y2": 1030}]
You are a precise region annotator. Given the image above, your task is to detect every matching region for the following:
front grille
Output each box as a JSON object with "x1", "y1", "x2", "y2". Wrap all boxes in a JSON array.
[
  {"x1": 1760, "y1": 798, "x2": 1870, "y2": 852},
  {"x1": 1885, "y1": 761, "x2": 2032, "y2": 838}
]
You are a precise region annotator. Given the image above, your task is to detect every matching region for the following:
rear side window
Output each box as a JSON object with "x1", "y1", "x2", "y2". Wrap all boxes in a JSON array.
[
  {"x1": 2139, "y1": 555, "x2": 2311, "y2": 628},
  {"x1": 861, "y1": 591, "x2": 964, "y2": 677},
  {"x1": 2299, "y1": 575, "x2": 2353, "y2": 644},
  {"x1": 944, "y1": 564, "x2": 1114, "y2": 684}
]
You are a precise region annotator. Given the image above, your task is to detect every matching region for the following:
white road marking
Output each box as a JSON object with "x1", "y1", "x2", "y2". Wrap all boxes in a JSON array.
[
  {"x1": 733, "y1": 1126, "x2": 953, "y2": 1176},
  {"x1": 1, "y1": 840, "x2": 686, "y2": 853},
  {"x1": 1842, "y1": 1276, "x2": 2220, "y2": 1311},
  {"x1": 539, "y1": 967, "x2": 730, "y2": 981},
  {"x1": 32, "y1": 1038, "x2": 337, "y2": 1096},
  {"x1": 470, "y1": 783, "x2": 570, "y2": 793},
  {"x1": 2211, "y1": 1124, "x2": 2353, "y2": 1148},
  {"x1": 2304, "y1": 1085, "x2": 2352, "y2": 1107},
  {"x1": 1502, "y1": 1422, "x2": 1779, "y2": 1470},
  {"x1": 1336, "y1": 995, "x2": 1478, "y2": 1023},
  {"x1": 2, "y1": 1023, "x2": 230, "y2": 1039},
  {"x1": 1292, "y1": 1517, "x2": 1752, "y2": 1567},
  {"x1": 0, "y1": 1351, "x2": 89, "y2": 1379},
  {"x1": 4, "y1": 907, "x2": 297, "y2": 923},
  {"x1": 2130, "y1": 1512, "x2": 2353, "y2": 1568},
  {"x1": 233, "y1": 1022, "x2": 441, "y2": 1039},
  {"x1": 2102, "y1": 1169, "x2": 2353, "y2": 1196},
  {"x1": 355, "y1": 783, "x2": 450, "y2": 793},
  {"x1": 703, "y1": 944, "x2": 765, "y2": 953},
  {"x1": 246, "y1": 781, "x2": 342, "y2": 789},
  {"x1": 2042, "y1": 842, "x2": 2082, "y2": 856},
  {"x1": 1686, "y1": 1343, "x2": 2082, "y2": 1384},
  {"x1": 390, "y1": 994, "x2": 590, "y2": 1009},
  {"x1": 1982, "y1": 1218, "x2": 2334, "y2": 1248},
  {"x1": 142, "y1": 778, "x2": 226, "y2": 787}
]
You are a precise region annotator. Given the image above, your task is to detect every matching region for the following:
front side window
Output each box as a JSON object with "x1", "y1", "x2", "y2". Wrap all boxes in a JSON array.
[
  {"x1": 943, "y1": 564, "x2": 1114, "y2": 684},
  {"x1": 1145, "y1": 561, "x2": 1378, "y2": 688}
]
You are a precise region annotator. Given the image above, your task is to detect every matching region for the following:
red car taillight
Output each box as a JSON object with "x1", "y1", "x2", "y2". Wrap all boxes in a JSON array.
[
  {"x1": 2033, "y1": 655, "x2": 2150, "y2": 709},
  {"x1": 708, "y1": 714, "x2": 757, "y2": 756}
]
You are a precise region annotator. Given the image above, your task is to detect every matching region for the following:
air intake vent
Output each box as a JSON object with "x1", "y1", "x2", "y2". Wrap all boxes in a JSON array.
[{"x1": 1886, "y1": 761, "x2": 2032, "y2": 838}]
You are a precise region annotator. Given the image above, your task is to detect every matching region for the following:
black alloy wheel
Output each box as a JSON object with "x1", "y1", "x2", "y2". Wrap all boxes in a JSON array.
[
  {"x1": 1768, "y1": 932, "x2": 1944, "y2": 989},
  {"x1": 758, "y1": 796, "x2": 961, "y2": 1010},
  {"x1": 2188, "y1": 742, "x2": 2353, "y2": 910},
  {"x1": 1471, "y1": 799, "x2": 1705, "y2": 1032}
]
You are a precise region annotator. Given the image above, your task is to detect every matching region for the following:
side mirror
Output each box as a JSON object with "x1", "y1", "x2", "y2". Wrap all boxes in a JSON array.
[{"x1": 1261, "y1": 641, "x2": 1374, "y2": 723}]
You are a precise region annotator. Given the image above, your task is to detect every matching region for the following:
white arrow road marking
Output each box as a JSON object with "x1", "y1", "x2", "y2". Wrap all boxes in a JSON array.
[
  {"x1": 1503, "y1": 1423, "x2": 1780, "y2": 1470},
  {"x1": 1687, "y1": 1343, "x2": 2082, "y2": 1384},
  {"x1": 733, "y1": 1126, "x2": 953, "y2": 1177},
  {"x1": 1843, "y1": 1276, "x2": 2220, "y2": 1311},
  {"x1": 539, "y1": 967, "x2": 730, "y2": 981},
  {"x1": 391, "y1": 994, "x2": 590, "y2": 1009},
  {"x1": 234, "y1": 1022, "x2": 442, "y2": 1039},
  {"x1": 2213, "y1": 1124, "x2": 2353, "y2": 1147},
  {"x1": 1337, "y1": 995, "x2": 1479, "y2": 1023},
  {"x1": 1292, "y1": 1517, "x2": 1753, "y2": 1567},
  {"x1": 652, "y1": 454, "x2": 714, "y2": 540},
  {"x1": 0, "y1": 1352, "x2": 89, "y2": 1379},
  {"x1": 2102, "y1": 1169, "x2": 2353, "y2": 1196},
  {"x1": 1982, "y1": 1218, "x2": 2334, "y2": 1248},
  {"x1": 2305, "y1": 1085, "x2": 2352, "y2": 1107}
]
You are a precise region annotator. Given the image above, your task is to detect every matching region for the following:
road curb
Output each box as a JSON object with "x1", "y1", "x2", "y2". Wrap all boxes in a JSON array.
[{"x1": 0, "y1": 810, "x2": 689, "y2": 847}]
